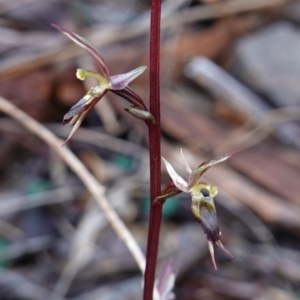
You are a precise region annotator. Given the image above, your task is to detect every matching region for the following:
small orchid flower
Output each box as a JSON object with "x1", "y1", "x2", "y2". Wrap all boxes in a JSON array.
[
  {"x1": 52, "y1": 24, "x2": 152, "y2": 145},
  {"x1": 160, "y1": 150, "x2": 237, "y2": 270}
]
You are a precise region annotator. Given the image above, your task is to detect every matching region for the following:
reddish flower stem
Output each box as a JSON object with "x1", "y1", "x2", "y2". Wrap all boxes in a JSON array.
[{"x1": 143, "y1": 0, "x2": 162, "y2": 300}]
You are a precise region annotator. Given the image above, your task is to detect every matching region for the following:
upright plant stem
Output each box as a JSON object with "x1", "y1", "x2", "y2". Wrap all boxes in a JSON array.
[{"x1": 143, "y1": 0, "x2": 162, "y2": 300}]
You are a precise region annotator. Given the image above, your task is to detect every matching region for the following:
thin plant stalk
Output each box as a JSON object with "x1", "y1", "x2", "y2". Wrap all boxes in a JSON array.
[{"x1": 143, "y1": 0, "x2": 163, "y2": 299}]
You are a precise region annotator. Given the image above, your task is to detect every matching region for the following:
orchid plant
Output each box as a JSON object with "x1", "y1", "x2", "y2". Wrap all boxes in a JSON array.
[
  {"x1": 158, "y1": 150, "x2": 236, "y2": 270},
  {"x1": 52, "y1": 18, "x2": 236, "y2": 300},
  {"x1": 52, "y1": 24, "x2": 154, "y2": 145}
]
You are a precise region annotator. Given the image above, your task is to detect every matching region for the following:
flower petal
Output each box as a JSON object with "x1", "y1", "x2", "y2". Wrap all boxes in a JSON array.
[
  {"x1": 62, "y1": 109, "x2": 90, "y2": 146},
  {"x1": 110, "y1": 66, "x2": 147, "y2": 90},
  {"x1": 215, "y1": 240, "x2": 234, "y2": 259},
  {"x1": 190, "y1": 193, "x2": 220, "y2": 244},
  {"x1": 52, "y1": 24, "x2": 110, "y2": 80},
  {"x1": 208, "y1": 241, "x2": 217, "y2": 270},
  {"x1": 180, "y1": 149, "x2": 192, "y2": 175},
  {"x1": 190, "y1": 193, "x2": 233, "y2": 269},
  {"x1": 111, "y1": 86, "x2": 148, "y2": 111},
  {"x1": 189, "y1": 151, "x2": 237, "y2": 186},
  {"x1": 62, "y1": 90, "x2": 108, "y2": 145},
  {"x1": 157, "y1": 260, "x2": 176, "y2": 300},
  {"x1": 63, "y1": 87, "x2": 107, "y2": 126},
  {"x1": 63, "y1": 95, "x2": 92, "y2": 125},
  {"x1": 162, "y1": 157, "x2": 188, "y2": 193}
]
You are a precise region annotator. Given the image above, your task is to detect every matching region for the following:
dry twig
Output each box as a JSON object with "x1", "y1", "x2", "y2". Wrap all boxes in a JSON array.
[{"x1": 0, "y1": 96, "x2": 152, "y2": 296}]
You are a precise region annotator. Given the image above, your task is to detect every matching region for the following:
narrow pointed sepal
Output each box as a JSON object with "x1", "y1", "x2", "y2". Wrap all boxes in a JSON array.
[
  {"x1": 157, "y1": 260, "x2": 176, "y2": 300},
  {"x1": 111, "y1": 86, "x2": 148, "y2": 111},
  {"x1": 125, "y1": 106, "x2": 155, "y2": 123},
  {"x1": 162, "y1": 157, "x2": 189, "y2": 193},
  {"x1": 62, "y1": 89, "x2": 108, "y2": 145},
  {"x1": 110, "y1": 66, "x2": 147, "y2": 90},
  {"x1": 208, "y1": 241, "x2": 217, "y2": 270},
  {"x1": 62, "y1": 109, "x2": 90, "y2": 147},
  {"x1": 180, "y1": 149, "x2": 192, "y2": 175},
  {"x1": 62, "y1": 95, "x2": 91, "y2": 125},
  {"x1": 51, "y1": 24, "x2": 110, "y2": 80},
  {"x1": 189, "y1": 151, "x2": 238, "y2": 186},
  {"x1": 207, "y1": 240, "x2": 233, "y2": 270},
  {"x1": 216, "y1": 240, "x2": 234, "y2": 259},
  {"x1": 63, "y1": 87, "x2": 107, "y2": 126}
]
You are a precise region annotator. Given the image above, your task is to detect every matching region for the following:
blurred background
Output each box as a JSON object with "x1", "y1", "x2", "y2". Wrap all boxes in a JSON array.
[{"x1": 0, "y1": 0, "x2": 300, "y2": 299}]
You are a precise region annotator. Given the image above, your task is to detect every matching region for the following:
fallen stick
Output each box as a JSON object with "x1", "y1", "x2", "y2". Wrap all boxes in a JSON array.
[{"x1": 0, "y1": 96, "x2": 161, "y2": 298}]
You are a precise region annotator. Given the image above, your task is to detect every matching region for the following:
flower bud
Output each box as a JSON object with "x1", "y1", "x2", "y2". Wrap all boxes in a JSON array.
[{"x1": 125, "y1": 106, "x2": 155, "y2": 123}]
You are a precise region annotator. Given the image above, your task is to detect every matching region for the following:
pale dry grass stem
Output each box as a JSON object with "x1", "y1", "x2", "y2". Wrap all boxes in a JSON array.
[{"x1": 0, "y1": 96, "x2": 161, "y2": 300}]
